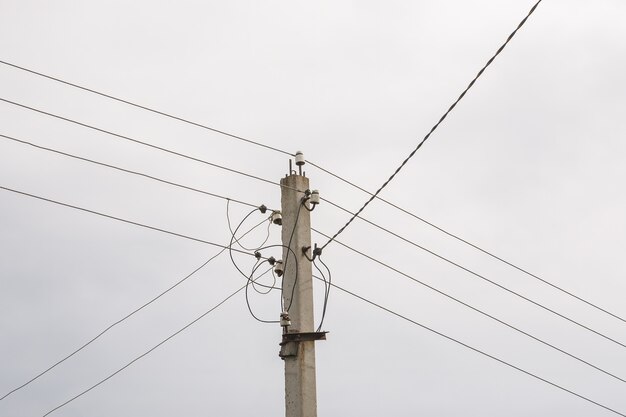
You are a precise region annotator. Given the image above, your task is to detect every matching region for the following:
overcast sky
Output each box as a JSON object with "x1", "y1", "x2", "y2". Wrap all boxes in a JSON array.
[{"x1": 1, "y1": 0, "x2": 625, "y2": 416}]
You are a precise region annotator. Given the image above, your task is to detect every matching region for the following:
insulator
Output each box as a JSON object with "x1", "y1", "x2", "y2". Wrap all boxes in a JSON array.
[
  {"x1": 310, "y1": 189, "x2": 320, "y2": 205},
  {"x1": 274, "y1": 260, "x2": 284, "y2": 277},
  {"x1": 295, "y1": 151, "x2": 305, "y2": 166},
  {"x1": 271, "y1": 211, "x2": 283, "y2": 225}
]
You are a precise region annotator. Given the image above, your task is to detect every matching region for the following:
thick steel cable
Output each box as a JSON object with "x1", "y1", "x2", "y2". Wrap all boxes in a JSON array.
[
  {"x1": 321, "y1": 0, "x2": 543, "y2": 249},
  {"x1": 316, "y1": 277, "x2": 626, "y2": 417},
  {"x1": 311, "y1": 231, "x2": 626, "y2": 383}
]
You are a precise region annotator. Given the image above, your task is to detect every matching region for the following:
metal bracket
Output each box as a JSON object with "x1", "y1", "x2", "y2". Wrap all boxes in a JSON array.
[{"x1": 279, "y1": 332, "x2": 328, "y2": 359}]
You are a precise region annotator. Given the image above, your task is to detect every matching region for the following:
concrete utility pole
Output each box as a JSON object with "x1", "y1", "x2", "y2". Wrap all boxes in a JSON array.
[{"x1": 278, "y1": 154, "x2": 325, "y2": 417}]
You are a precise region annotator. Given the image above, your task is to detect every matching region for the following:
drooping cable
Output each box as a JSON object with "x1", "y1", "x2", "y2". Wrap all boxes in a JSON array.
[
  {"x1": 321, "y1": 0, "x2": 543, "y2": 250},
  {"x1": 40, "y1": 283, "x2": 249, "y2": 417},
  {"x1": 315, "y1": 276, "x2": 626, "y2": 417},
  {"x1": 245, "y1": 262, "x2": 281, "y2": 324},
  {"x1": 282, "y1": 200, "x2": 305, "y2": 312},
  {"x1": 311, "y1": 230, "x2": 626, "y2": 382},
  {"x1": 226, "y1": 199, "x2": 271, "y2": 251},
  {"x1": 314, "y1": 256, "x2": 332, "y2": 333}
]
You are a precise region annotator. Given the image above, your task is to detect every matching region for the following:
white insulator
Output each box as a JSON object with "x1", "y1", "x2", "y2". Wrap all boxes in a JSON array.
[
  {"x1": 280, "y1": 311, "x2": 291, "y2": 327},
  {"x1": 295, "y1": 151, "x2": 305, "y2": 166},
  {"x1": 274, "y1": 260, "x2": 284, "y2": 277},
  {"x1": 271, "y1": 211, "x2": 282, "y2": 225},
  {"x1": 310, "y1": 189, "x2": 320, "y2": 205}
]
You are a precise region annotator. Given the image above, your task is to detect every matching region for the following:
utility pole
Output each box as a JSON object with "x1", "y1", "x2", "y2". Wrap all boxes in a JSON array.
[{"x1": 278, "y1": 153, "x2": 325, "y2": 417}]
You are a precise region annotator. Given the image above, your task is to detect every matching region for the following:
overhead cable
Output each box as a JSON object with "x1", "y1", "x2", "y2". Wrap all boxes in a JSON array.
[
  {"x1": 3, "y1": 133, "x2": 620, "y2": 349},
  {"x1": 312, "y1": 229, "x2": 626, "y2": 381},
  {"x1": 40, "y1": 283, "x2": 248, "y2": 417},
  {"x1": 308, "y1": 160, "x2": 626, "y2": 324},
  {"x1": 0, "y1": 204, "x2": 271, "y2": 401},
  {"x1": 4, "y1": 132, "x2": 621, "y2": 349},
  {"x1": 0, "y1": 133, "x2": 260, "y2": 210},
  {"x1": 315, "y1": 211, "x2": 626, "y2": 349},
  {"x1": 0, "y1": 98, "x2": 278, "y2": 189},
  {"x1": 4, "y1": 53, "x2": 621, "y2": 325},
  {"x1": 318, "y1": 277, "x2": 626, "y2": 417},
  {"x1": 0, "y1": 60, "x2": 292, "y2": 158},
  {"x1": 0, "y1": 185, "x2": 260, "y2": 257},
  {"x1": 321, "y1": 0, "x2": 543, "y2": 249}
]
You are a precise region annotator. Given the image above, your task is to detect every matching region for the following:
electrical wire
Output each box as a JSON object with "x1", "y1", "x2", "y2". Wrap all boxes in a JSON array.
[
  {"x1": 4, "y1": 53, "x2": 622, "y2": 325},
  {"x1": 9, "y1": 129, "x2": 618, "y2": 340},
  {"x1": 3, "y1": 156, "x2": 621, "y2": 351},
  {"x1": 316, "y1": 276, "x2": 626, "y2": 417},
  {"x1": 314, "y1": 256, "x2": 332, "y2": 332},
  {"x1": 282, "y1": 200, "x2": 304, "y2": 312},
  {"x1": 2, "y1": 142, "x2": 620, "y2": 351},
  {"x1": 0, "y1": 195, "x2": 272, "y2": 401},
  {"x1": 0, "y1": 59, "x2": 293, "y2": 158},
  {"x1": 321, "y1": 0, "x2": 543, "y2": 250},
  {"x1": 5, "y1": 183, "x2": 622, "y2": 383},
  {"x1": 40, "y1": 282, "x2": 249, "y2": 417},
  {"x1": 308, "y1": 160, "x2": 626, "y2": 325},
  {"x1": 0, "y1": 133, "x2": 261, "y2": 210},
  {"x1": 0, "y1": 98, "x2": 278, "y2": 189},
  {"x1": 311, "y1": 231, "x2": 626, "y2": 383},
  {"x1": 0, "y1": 185, "x2": 259, "y2": 257},
  {"x1": 245, "y1": 262, "x2": 281, "y2": 323},
  {"x1": 226, "y1": 198, "x2": 271, "y2": 251},
  {"x1": 314, "y1": 215, "x2": 626, "y2": 350}
]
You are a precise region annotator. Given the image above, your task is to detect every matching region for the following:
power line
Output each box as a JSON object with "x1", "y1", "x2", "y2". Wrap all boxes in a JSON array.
[
  {"x1": 4, "y1": 131, "x2": 621, "y2": 349},
  {"x1": 4, "y1": 60, "x2": 622, "y2": 325},
  {"x1": 0, "y1": 97, "x2": 278, "y2": 189},
  {"x1": 314, "y1": 209, "x2": 626, "y2": 349},
  {"x1": 0, "y1": 133, "x2": 262, "y2": 210},
  {"x1": 319, "y1": 277, "x2": 626, "y2": 417},
  {"x1": 306, "y1": 171, "x2": 626, "y2": 326},
  {"x1": 0, "y1": 185, "x2": 261, "y2": 257},
  {"x1": 321, "y1": 0, "x2": 543, "y2": 249},
  {"x1": 0, "y1": 210, "x2": 270, "y2": 401},
  {"x1": 310, "y1": 231, "x2": 626, "y2": 383},
  {"x1": 0, "y1": 60, "x2": 293, "y2": 158},
  {"x1": 40, "y1": 283, "x2": 248, "y2": 417}
]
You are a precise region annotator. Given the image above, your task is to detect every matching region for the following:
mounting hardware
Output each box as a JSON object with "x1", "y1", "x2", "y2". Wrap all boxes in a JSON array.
[
  {"x1": 302, "y1": 244, "x2": 322, "y2": 261},
  {"x1": 267, "y1": 256, "x2": 276, "y2": 266},
  {"x1": 271, "y1": 211, "x2": 282, "y2": 225},
  {"x1": 258, "y1": 204, "x2": 267, "y2": 214},
  {"x1": 274, "y1": 260, "x2": 284, "y2": 277},
  {"x1": 254, "y1": 251, "x2": 262, "y2": 260}
]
